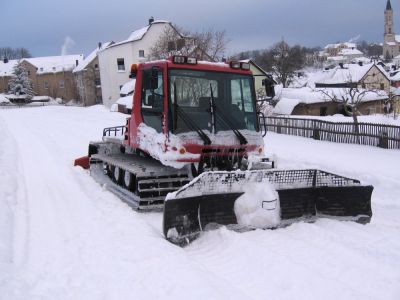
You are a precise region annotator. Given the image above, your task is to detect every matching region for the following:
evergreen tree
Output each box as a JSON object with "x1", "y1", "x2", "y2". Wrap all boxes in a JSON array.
[{"x1": 9, "y1": 61, "x2": 34, "y2": 98}]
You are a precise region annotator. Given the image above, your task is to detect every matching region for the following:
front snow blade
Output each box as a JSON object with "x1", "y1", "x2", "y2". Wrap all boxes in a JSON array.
[{"x1": 163, "y1": 169, "x2": 373, "y2": 245}]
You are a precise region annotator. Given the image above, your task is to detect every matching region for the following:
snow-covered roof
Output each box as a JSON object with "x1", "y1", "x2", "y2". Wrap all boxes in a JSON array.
[
  {"x1": 273, "y1": 87, "x2": 388, "y2": 115},
  {"x1": 116, "y1": 95, "x2": 134, "y2": 109},
  {"x1": 327, "y1": 56, "x2": 345, "y2": 62},
  {"x1": 339, "y1": 48, "x2": 363, "y2": 56},
  {"x1": 324, "y1": 42, "x2": 356, "y2": 49},
  {"x1": 390, "y1": 71, "x2": 400, "y2": 81},
  {"x1": 120, "y1": 79, "x2": 136, "y2": 96},
  {"x1": 386, "y1": 42, "x2": 397, "y2": 46},
  {"x1": 24, "y1": 55, "x2": 84, "y2": 74},
  {"x1": 0, "y1": 60, "x2": 18, "y2": 76},
  {"x1": 31, "y1": 96, "x2": 50, "y2": 102},
  {"x1": 1, "y1": 55, "x2": 84, "y2": 76},
  {"x1": 0, "y1": 94, "x2": 11, "y2": 103},
  {"x1": 108, "y1": 20, "x2": 171, "y2": 48},
  {"x1": 317, "y1": 63, "x2": 389, "y2": 85},
  {"x1": 351, "y1": 56, "x2": 371, "y2": 64},
  {"x1": 73, "y1": 42, "x2": 111, "y2": 73}
]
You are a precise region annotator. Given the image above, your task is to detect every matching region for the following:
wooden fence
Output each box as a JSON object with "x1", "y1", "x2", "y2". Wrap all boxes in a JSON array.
[{"x1": 261, "y1": 116, "x2": 400, "y2": 150}]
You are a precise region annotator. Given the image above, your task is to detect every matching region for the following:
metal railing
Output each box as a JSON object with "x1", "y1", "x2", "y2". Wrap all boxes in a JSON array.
[{"x1": 103, "y1": 125, "x2": 126, "y2": 137}]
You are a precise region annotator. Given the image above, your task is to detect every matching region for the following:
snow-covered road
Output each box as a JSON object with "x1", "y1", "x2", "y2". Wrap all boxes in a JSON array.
[{"x1": 0, "y1": 106, "x2": 399, "y2": 300}]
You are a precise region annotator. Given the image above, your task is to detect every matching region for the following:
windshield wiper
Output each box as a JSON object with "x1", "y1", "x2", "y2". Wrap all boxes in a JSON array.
[
  {"x1": 209, "y1": 84, "x2": 248, "y2": 145},
  {"x1": 174, "y1": 82, "x2": 211, "y2": 145}
]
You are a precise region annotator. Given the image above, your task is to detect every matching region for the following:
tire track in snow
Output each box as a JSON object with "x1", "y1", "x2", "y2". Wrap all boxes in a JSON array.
[
  {"x1": 0, "y1": 115, "x2": 31, "y2": 297},
  {"x1": 0, "y1": 107, "x2": 251, "y2": 300}
]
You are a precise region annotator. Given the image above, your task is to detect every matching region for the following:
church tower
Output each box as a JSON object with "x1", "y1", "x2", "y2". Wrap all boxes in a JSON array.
[{"x1": 383, "y1": 0, "x2": 399, "y2": 59}]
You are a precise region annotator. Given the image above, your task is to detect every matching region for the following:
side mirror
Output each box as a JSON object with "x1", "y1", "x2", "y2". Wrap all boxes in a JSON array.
[{"x1": 263, "y1": 76, "x2": 275, "y2": 98}]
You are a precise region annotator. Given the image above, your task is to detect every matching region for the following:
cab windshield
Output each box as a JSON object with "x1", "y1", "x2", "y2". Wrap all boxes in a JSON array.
[{"x1": 169, "y1": 69, "x2": 258, "y2": 134}]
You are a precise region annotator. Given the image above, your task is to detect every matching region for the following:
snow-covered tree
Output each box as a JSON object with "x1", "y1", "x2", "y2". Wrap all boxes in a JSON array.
[{"x1": 9, "y1": 61, "x2": 34, "y2": 99}]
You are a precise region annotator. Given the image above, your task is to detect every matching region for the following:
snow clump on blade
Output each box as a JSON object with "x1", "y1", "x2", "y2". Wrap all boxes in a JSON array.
[{"x1": 234, "y1": 180, "x2": 281, "y2": 228}]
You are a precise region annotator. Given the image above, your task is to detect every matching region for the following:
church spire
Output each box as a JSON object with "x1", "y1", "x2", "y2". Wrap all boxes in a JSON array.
[{"x1": 386, "y1": 0, "x2": 392, "y2": 11}]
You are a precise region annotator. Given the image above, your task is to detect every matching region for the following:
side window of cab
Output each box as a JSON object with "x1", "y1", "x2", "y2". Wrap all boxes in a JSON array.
[{"x1": 141, "y1": 67, "x2": 164, "y2": 133}]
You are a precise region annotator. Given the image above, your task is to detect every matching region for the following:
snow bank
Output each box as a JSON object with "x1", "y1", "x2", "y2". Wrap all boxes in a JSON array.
[
  {"x1": 1, "y1": 106, "x2": 399, "y2": 300},
  {"x1": 120, "y1": 79, "x2": 135, "y2": 96},
  {"x1": 0, "y1": 94, "x2": 10, "y2": 104},
  {"x1": 116, "y1": 96, "x2": 133, "y2": 109}
]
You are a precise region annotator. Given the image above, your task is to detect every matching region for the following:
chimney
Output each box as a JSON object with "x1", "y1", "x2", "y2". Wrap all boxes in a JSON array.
[
  {"x1": 98, "y1": 42, "x2": 102, "y2": 49},
  {"x1": 358, "y1": 61, "x2": 363, "y2": 66},
  {"x1": 339, "y1": 62, "x2": 344, "y2": 69},
  {"x1": 149, "y1": 16, "x2": 154, "y2": 25},
  {"x1": 3, "y1": 57, "x2": 8, "y2": 63}
]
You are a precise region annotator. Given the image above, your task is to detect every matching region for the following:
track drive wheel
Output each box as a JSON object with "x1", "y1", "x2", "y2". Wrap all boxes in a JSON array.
[
  {"x1": 123, "y1": 171, "x2": 136, "y2": 192},
  {"x1": 113, "y1": 166, "x2": 124, "y2": 184}
]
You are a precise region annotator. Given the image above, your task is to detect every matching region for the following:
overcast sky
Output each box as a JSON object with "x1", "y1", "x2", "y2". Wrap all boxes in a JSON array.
[{"x1": 0, "y1": 0, "x2": 398, "y2": 57}]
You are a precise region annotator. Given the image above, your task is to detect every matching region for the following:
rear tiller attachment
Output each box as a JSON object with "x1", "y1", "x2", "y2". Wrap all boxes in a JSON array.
[{"x1": 163, "y1": 169, "x2": 373, "y2": 245}]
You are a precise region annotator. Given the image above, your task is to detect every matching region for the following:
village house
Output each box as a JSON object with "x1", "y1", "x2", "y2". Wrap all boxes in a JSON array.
[
  {"x1": 73, "y1": 42, "x2": 113, "y2": 106},
  {"x1": 315, "y1": 63, "x2": 391, "y2": 92},
  {"x1": 0, "y1": 55, "x2": 83, "y2": 102},
  {"x1": 321, "y1": 43, "x2": 365, "y2": 67},
  {"x1": 274, "y1": 63, "x2": 390, "y2": 116},
  {"x1": 98, "y1": 18, "x2": 182, "y2": 107}
]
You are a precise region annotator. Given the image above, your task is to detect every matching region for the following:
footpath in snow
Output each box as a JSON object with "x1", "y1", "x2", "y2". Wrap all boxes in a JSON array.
[{"x1": 0, "y1": 106, "x2": 399, "y2": 300}]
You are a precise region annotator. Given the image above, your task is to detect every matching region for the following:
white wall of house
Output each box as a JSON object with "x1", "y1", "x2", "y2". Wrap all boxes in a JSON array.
[{"x1": 98, "y1": 22, "x2": 171, "y2": 107}]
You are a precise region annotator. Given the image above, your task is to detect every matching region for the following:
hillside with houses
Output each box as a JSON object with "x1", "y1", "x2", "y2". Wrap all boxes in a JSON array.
[{"x1": 2, "y1": 1, "x2": 400, "y2": 119}]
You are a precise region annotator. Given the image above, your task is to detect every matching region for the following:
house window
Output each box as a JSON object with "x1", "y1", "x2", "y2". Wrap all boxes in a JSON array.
[
  {"x1": 380, "y1": 83, "x2": 385, "y2": 90},
  {"x1": 362, "y1": 83, "x2": 366, "y2": 89},
  {"x1": 117, "y1": 58, "x2": 125, "y2": 71},
  {"x1": 59, "y1": 80, "x2": 65, "y2": 88},
  {"x1": 95, "y1": 78, "x2": 101, "y2": 86},
  {"x1": 44, "y1": 81, "x2": 49, "y2": 89},
  {"x1": 94, "y1": 64, "x2": 99, "y2": 70},
  {"x1": 139, "y1": 50, "x2": 145, "y2": 58},
  {"x1": 27, "y1": 70, "x2": 31, "y2": 76}
]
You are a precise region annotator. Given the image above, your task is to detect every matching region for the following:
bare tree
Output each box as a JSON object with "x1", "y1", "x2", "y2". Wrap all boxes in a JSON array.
[
  {"x1": 192, "y1": 30, "x2": 229, "y2": 61},
  {"x1": 318, "y1": 83, "x2": 388, "y2": 142},
  {"x1": 0, "y1": 47, "x2": 31, "y2": 60},
  {"x1": 150, "y1": 25, "x2": 229, "y2": 62},
  {"x1": 258, "y1": 41, "x2": 305, "y2": 88}
]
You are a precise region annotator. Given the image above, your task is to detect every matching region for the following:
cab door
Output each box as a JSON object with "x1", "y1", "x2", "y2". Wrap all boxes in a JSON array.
[{"x1": 141, "y1": 66, "x2": 164, "y2": 133}]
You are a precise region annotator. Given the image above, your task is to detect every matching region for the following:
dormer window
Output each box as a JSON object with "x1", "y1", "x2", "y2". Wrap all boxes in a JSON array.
[
  {"x1": 40, "y1": 67, "x2": 43, "y2": 72},
  {"x1": 52, "y1": 67, "x2": 56, "y2": 71}
]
